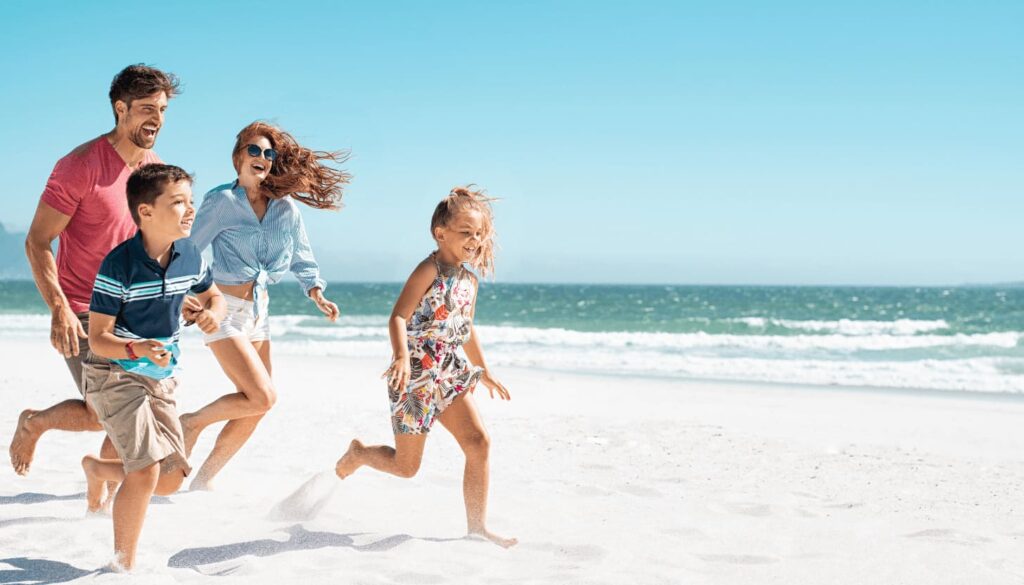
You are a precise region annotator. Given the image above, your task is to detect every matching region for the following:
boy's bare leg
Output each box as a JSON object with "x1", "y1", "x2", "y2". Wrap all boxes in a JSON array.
[
  {"x1": 99, "y1": 436, "x2": 119, "y2": 512},
  {"x1": 10, "y1": 399, "x2": 102, "y2": 475},
  {"x1": 189, "y1": 413, "x2": 264, "y2": 490},
  {"x1": 82, "y1": 455, "x2": 126, "y2": 513},
  {"x1": 335, "y1": 434, "x2": 427, "y2": 479},
  {"x1": 112, "y1": 463, "x2": 160, "y2": 571},
  {"x1": 438, "y1": 393, "x2": 518, "y2": 548},
  {"x1": 155, "y1": 469, "x2": 187, "y2": 496},
  {"x1": 181, "y1": 337, "x2": 274, "y2": 458}
]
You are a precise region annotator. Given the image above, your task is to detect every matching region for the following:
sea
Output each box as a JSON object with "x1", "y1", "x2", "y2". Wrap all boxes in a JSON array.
[{"x1": 2, "y1": 280, "x2": 1022, "y2": 394}]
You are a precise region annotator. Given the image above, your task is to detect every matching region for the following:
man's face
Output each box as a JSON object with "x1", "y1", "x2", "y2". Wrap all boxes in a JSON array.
[
  {"x1": 139, "y1": 180, "x2": 195, "y2": 240},
  {"x1": 116, "y1": 91, "x2": 169, "y2": 149}
]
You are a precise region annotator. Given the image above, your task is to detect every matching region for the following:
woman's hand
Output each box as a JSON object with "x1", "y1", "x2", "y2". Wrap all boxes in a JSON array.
[
  {"x1": 309, "y1": 287, "x2": 340, "y2": 322},
  {"x1": 382, "y1": 355, "x2": 411, "y2": 391},
  {"x1": 477, "y1": 369, "x2": 511, "y2": 400}
]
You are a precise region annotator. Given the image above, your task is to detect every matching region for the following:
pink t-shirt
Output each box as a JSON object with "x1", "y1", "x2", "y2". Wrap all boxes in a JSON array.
[{"x1": 40, "y1": 137, "x2": 161, "y2": 314}]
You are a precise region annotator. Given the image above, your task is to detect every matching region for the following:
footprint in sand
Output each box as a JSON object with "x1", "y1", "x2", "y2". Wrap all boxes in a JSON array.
[
  {"x1": 698, "y1": 554, "x2": 779, "y2": 565},
  {"x1": 904, "y1": 528, "x2": 992, "y2": 546}
]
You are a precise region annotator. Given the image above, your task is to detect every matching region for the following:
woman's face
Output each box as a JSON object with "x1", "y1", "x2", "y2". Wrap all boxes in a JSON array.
[{"x1": 237, "y1": 135, "x2": 274, "y2": 184}]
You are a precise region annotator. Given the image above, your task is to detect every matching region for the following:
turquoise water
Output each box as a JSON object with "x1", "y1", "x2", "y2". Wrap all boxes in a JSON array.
[{"x1": 3, "y1": 280, "x2": 1023, "y2": 393}]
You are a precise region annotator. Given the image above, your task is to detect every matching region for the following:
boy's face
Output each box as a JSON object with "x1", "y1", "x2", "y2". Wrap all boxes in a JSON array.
[{"x1": 138, "y1": 180, "x2": 195, "y2": 240}]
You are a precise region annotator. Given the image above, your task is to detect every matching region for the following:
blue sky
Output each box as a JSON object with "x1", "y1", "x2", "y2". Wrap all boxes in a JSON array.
[{"x1": 1, "y1": 0, "x2": 1021, "y2": 285}]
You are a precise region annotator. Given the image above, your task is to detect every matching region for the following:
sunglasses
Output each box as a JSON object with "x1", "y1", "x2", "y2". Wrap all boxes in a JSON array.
[{"x1": 246, "y1": 144, "x2": 278, "y2": 161}]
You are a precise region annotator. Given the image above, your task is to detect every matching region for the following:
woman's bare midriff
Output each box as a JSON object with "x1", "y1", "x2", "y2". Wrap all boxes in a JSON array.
[{"x1": 217, "y1": 282, "x2": 257, "y2": 301}]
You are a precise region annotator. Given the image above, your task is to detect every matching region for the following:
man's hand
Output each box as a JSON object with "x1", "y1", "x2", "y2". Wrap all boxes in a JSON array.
[{"x1": 50, "y1": 307, "x2": 86, "y2": 358}]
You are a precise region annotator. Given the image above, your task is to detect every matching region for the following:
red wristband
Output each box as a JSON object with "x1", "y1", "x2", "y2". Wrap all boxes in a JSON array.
[{"x1": 125, "y1": 341, "x2": 139, "y2": 360}]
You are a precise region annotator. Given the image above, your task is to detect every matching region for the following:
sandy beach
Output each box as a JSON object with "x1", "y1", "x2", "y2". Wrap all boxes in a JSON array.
[{"x1": 1, "y1": 335, "x2": 1023, "y2": 584}]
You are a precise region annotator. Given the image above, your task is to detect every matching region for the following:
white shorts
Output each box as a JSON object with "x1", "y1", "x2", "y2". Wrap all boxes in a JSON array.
[{"x1": 203, "y1": 293, "x2": 270, "y2": 344}]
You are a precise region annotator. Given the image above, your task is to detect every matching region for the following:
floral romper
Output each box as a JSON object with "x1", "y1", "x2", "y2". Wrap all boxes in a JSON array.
[{"x1": 390, "y1": 254, "x2": 483, "y2": 434}]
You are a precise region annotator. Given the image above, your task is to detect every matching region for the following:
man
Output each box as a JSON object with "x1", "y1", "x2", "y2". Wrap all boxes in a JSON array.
[{"x1": 9, "y1": 64, "x2": 179, "y2": 477}]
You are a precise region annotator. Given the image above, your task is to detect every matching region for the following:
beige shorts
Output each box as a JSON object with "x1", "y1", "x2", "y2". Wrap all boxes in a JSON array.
[
  {"x1": 203, "y1": 293, "x2": 271, "y2": 344},
  {"x1": 82, "y1": 358, "x2": 190, "y2": 476}
]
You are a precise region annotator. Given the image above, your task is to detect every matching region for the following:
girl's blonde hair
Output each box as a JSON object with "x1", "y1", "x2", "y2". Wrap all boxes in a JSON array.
[{"x1": 431, "y1": 185, "x2": 497, "y2": 277}]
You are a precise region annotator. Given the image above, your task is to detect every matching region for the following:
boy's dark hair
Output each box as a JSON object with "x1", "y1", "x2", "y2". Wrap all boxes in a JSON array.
[
  {"x1": 108, "y1": 64, "x2": 181, "y2": 123},
  {"x1": 126, "y1": 164, "x2": 193, "y2": 226}
]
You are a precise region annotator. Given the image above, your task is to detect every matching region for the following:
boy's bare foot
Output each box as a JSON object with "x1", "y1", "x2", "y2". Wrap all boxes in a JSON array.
[
  {"x1": 10, "y1": 409, "x2": 40, "y2": 475},
  {"x1": 468, "y1": 527, "x2": 518, "y2": 549},
  {"x1": 334, "y1": 439, "x2": 364, "y2": 479},
  {"x1": 180, "y1": 413, "x2": 201, "y2": 457},
  {"x1": 81, "y1": 456, "x2": 106, "y2": 513}
]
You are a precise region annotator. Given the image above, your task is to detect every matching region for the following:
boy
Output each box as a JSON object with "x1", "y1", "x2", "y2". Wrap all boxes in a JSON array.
[{"x1": 80, "y1": 164, "x2": 225, "y2": 570}]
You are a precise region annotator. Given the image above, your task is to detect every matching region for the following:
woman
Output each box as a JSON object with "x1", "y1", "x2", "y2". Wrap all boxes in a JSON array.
[{"x1": 182, "y1": 121, "x2": 349, "y2": 490}]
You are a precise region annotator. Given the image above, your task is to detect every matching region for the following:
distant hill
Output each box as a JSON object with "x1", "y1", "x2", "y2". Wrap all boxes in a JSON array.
[{"x1": 0, "y1": 224, "x2": 31, "y2": 279}]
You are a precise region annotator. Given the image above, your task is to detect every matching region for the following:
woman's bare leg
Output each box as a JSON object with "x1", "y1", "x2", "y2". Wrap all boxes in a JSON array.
[
  {"x1": 181, "y1": 337, "x2": 275, "y2": 446},
  {"x1": 187, "y1": 340, "x2": 272, "y2": 490},
  {"x1": 437, "y1": 393, "x2": 517, "y2": 548}
]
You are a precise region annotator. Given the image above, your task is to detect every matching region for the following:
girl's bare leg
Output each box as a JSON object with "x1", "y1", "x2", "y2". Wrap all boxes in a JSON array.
[
  {"x1": 438, "y1": 393, "x2": 517, "y2": 548},
  {"x1": 181, "y1": 337, "x2": 275, "y2": 487},
  {"x1": 336, "y1": 433, "x2": 427, "y2": 479}
]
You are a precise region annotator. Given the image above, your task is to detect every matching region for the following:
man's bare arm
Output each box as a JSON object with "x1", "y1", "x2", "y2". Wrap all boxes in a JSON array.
[{"x1": 25, "y1": 200, "x2": 83, "y2": 357}]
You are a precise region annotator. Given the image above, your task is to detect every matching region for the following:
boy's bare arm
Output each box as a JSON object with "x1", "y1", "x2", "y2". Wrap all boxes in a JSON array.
[{"x1": 87, "y1": 312, "x2": 171, "y2": 367}]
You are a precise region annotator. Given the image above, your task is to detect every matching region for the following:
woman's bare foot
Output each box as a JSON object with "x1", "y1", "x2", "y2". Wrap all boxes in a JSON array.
[
  {"x1": 180, "y1": 413, "x2": 202, "y2": 457},
  {"x1": 81, "y1": 456, "x2": 106, "y2": 513},
  {"x1": 468, "y1": 527, "x2": 518, "y2": 548},
  {"x1": 9, "y1": 410, "x2": 40, "y2": 475},
  {"x1": 334, "y1": 439, "x2": 364, "y2": 479},
  {"x1": 189, "y1": 474, "x2": 215, "y2": 492}
]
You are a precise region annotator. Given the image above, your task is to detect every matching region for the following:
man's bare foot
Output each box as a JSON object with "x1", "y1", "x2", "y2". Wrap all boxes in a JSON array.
[
  {"x1": 180, "y1": 413, "x2": 201, "y2": 458},
  {"x1": 81, "y1": 456, "x2": 106, "y2": 513},
  {"x1": 468, "y1": 527, "x2": 518, "y2": 548},
  {"x1": 10, "y1": 409, "x2": 41, "y2": 475},
  {"x1": 334, "y1": 439, "x2": 364, "y2": 479}
]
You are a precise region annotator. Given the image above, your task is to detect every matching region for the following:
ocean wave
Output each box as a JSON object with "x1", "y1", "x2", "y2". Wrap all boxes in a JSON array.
[{"x1": 724, "y1": 317, "x2": 950, "y2": 336}]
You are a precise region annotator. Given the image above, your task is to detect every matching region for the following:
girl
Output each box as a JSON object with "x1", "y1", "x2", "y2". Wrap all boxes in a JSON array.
[
  {"x1": 335, "y1": 186, "x2": 516, "y2": 548},
  {"x1": 182, "y1": 121, "x2": 348, "y2": 490}
]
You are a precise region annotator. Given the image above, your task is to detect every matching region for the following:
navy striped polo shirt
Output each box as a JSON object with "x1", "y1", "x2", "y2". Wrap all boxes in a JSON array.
[{"x1": 90, "y1": 231, "x2": 213, "y2": 379}]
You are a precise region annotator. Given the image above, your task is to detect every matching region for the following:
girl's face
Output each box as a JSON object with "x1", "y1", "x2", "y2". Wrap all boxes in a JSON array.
[
  {"x1": 237, "y1": 135, "x2": 274, "y2": 184},
  {"x1": 435, "y1": 210, "x2": 487, "y2": 264}
]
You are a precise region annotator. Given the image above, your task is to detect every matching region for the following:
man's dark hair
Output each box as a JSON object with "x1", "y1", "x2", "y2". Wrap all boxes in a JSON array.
[
  {"x1": 126, "y1": 164, "x2": 193, "y2": 226},
  {"x1": 108, "y1": 64, "x2": 181, "y2": 123}
]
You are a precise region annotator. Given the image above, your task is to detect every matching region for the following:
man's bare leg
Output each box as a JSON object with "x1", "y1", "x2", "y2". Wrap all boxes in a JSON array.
[
  {"x1": 438, "y1": 393, "x2": 518, "y2": 548},
  {"x1": 10, "y1": 398, "x2": 103, "y2": 475}
]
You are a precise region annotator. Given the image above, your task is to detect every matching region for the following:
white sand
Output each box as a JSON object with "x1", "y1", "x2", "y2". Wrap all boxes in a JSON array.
[{"x1": 2, "y1": 336, "x2": 1023, "y2": 584}]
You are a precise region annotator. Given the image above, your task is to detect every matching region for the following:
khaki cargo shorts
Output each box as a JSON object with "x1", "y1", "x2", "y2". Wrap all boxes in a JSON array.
[{"x1": 82, "y1": 357, "x2": 191, "y2": 476}]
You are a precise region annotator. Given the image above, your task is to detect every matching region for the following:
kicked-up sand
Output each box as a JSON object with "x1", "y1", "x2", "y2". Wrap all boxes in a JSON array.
[{"x1": 1, "y1": 336, "x2": 1023, "y2": 584}]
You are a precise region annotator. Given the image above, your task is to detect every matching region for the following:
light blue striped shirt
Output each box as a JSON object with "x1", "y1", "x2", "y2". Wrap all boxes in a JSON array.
[{"x1": 189, "y1": 182, "x2": 326, "y2": 295}]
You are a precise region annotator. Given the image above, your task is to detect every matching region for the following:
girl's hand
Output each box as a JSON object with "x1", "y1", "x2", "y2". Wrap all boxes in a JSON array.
[
  {"x1": 310, "y1": 288, "x2": 340, "y2": 322},
  {"x1": 478, "y1": 369, "x2": 511, "y2": 401},
  {"x1": 136, "y1": 340, "x2": 171, "y2": 368},
  {"x1": 382, "y1": 355, "x2": 411, "y2": 391}
]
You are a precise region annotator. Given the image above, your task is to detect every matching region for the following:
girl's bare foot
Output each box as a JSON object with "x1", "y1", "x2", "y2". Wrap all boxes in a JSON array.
[
  {"x1": 468, "y1": 527, "x2": 518, "y2": 548},
  {"x1": 9, "y1": 409, "x2": 40, "y2": 475},
  {"x1": 334, "y1": 439, "x2": 364, "y2": 479},
  {"x1": 81, "y1": 456, "x2": 106, "y2": 513}
]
